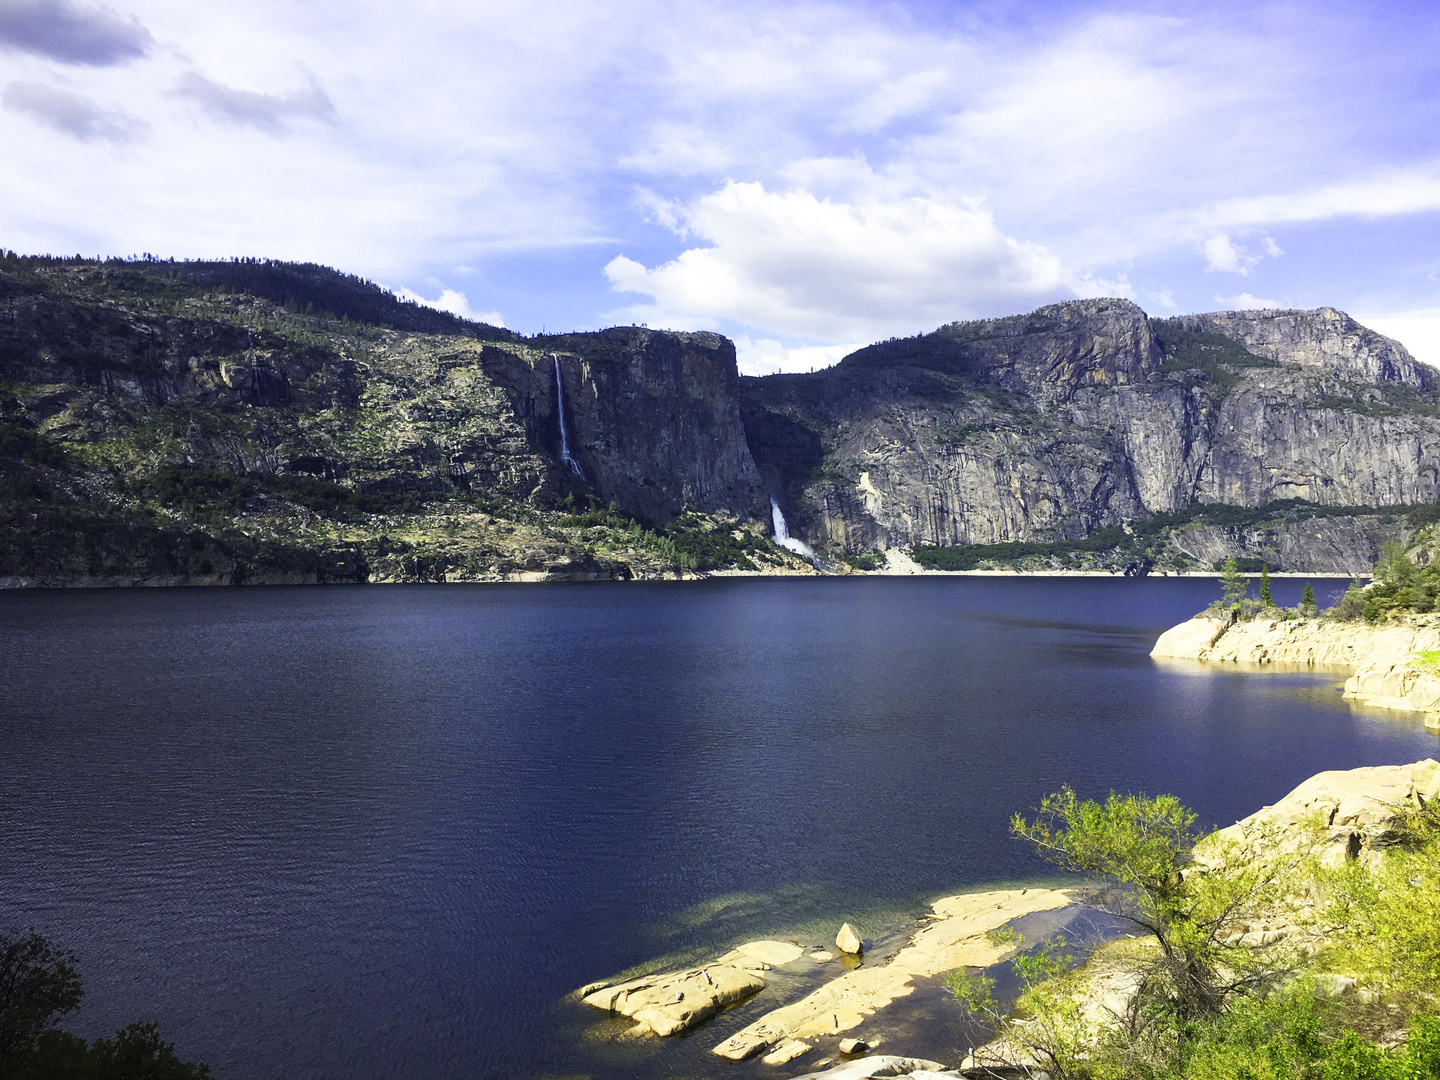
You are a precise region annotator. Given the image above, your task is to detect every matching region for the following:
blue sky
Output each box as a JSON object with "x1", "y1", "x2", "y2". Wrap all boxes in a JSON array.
[{"x1": 3, "y1": 0, "x2": 1440, "y2": 373}]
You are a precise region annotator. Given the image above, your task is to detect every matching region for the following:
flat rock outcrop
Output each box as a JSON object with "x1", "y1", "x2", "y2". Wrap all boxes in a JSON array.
[
  {"x1": 711, "y1": 887, "x2": 1077, "y2": 1061},
  {"x1": 577, "y1": 939, "x2": 803, "y2": 1037}
]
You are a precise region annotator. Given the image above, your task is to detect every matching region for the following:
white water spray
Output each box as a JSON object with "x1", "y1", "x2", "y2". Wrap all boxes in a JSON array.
[
  {"x1": 770, "y1": 498, "x2": 816, "y2": 560},
  {"x1": 553, "y1": 354, "x2": 583, "y2": 477}
]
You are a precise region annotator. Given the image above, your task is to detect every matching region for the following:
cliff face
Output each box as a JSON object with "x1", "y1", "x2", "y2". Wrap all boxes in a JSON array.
[
  {"x1": 0, "y1": 259, "x2": 786, "y2": 585},
  {"x1": 480, "y1": 328, "x2": 767, "y2": 523},
  {"x1": 5, "y1": 255, "x2": 1440, "y2": 584},
  {"x1": 742, "y1": 300, "x2": 1440, "y2": 569}
]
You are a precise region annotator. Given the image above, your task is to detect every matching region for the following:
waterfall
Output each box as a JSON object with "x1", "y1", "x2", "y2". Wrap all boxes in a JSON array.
[
  {"x1": 770, "y1": 498, "x2": 816, "y2": 560},
  {"x1": 552, "y1": 354, "x2": 583, "y2": 477}
]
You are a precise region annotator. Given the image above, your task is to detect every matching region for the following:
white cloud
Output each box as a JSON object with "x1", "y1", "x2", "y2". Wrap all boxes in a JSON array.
[
  {"x1": 733, "y1": 335, "x2": 862, "y2": 376},
  {"x1": 1215, "y1": 292, "x2": 1282, "y2": 310},
  {"x1": 1202, "y1": 233, "x2": 1260, "y2": 275},
  {"x1": 395, "y1": 286, "x2": 504, "y2": 327},
  {"x1": 605, "y1": 180, "x2": 1076, "y2": 342},
  {"x1": 2, "y1": 1, "x2": 1440, "y2": 337}
]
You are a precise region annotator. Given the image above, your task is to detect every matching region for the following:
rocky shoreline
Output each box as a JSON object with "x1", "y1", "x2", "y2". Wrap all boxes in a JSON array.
[
  {"x1": 1151, "y1": 612, "x2": 1440, "y2": 729},
  {"x1": 574, "y1": 757, "x2": 1440, "y2": 1078}
]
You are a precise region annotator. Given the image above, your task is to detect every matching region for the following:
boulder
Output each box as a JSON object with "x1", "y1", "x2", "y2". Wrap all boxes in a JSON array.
[
  {"x1": 839, "y1": 1036, "x2": 869, "y2": 1054},
  {"x1": 836, "y1": 922, "x2": 863, "y2": 954},
  {"x1": 1150, "y1": 616, "x2": 1227, "y2": 659}
]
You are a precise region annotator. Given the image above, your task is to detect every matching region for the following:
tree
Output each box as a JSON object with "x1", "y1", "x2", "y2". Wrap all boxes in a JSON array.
[
  {"x1": 0, "y1": 931, "x2": 81, "y2": 1075},
  {"x1": 1219, "y1": 558, "x2": 1248, "y2": 608},
  {"x1": 1011, "y1": 788, "x2": 1302, "y2": 1022},
  {"x1": 1258, "y1": 566, "x2": 1273, "y2": 605},
  {"x1": 0, "y1": 932, "x2": 208, "y2": 1080},
  {"x1": 1374, "y1": 540, "x2": 1417, "y2": 588},
  {"x1": 1301, "y1": 582, "x2": 1317, "y2": 615}
]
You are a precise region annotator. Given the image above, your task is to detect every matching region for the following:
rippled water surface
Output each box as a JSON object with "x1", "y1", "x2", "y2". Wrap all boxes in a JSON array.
[{"x1": 1, "y1": 578, "x2": 1434, "y2": 1079}]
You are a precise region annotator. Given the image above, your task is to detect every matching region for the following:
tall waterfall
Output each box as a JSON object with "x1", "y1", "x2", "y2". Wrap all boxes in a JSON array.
[
  {"x1": 770, "y1": 498, "x2": 816, "y2": 559},
  {"x1": 552, "y1": 354, "x2": 583, "y2": 477}
]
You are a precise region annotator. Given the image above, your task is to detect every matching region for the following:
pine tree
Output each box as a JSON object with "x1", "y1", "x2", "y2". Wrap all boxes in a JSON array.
[
  {"x1": 1259, "y1": 566, "x2": 1274, "y2": 606},
  {"x1": 1220, "y1": 558, "x2": 1249, "y2": 607},
  {"x1": 1302, "y1": 582, "x2": 1317, "y2": 615}
]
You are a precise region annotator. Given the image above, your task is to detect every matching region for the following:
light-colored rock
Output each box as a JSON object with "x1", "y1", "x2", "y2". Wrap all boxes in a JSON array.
[
  {"x1": 716, "y1": 939, "x2": 806, "y2": 968},
  {"x1": 1316, "y1": 974, "x2": 1357, "y2": 997},
  {"x1": 800, "y1": 1055, "x2": 957, "y2": 1079},
  {"x1": 836, "y1": 922, "x2": 863, "y2": 955},
  {"x1": 1344, "y1": 660, "x2": 1440, "y2": 717},
  {"x1": 1150, "y1": 614, "x2": 1440, "y2": 726},
  {"x1": 712, "y1": 887, "x2": 1076, "y2": 1059},
  {"x1": 1150, "y1": 616, "x2": 1228, "y2": 658},
  {"x1": 581, "y1": 964, "x2": 765, "y2": 1036},
  {"x1": 839, "y1": 1036, "x2": 868, "y2": 1054},
  {"x1": 810, "y1": 950, "x2": 836, "y2": 962},
  {"x1": 1210, "y1": 759, "x2": 1440, "y2": 866},
  {"x1": 761, "y1": 1039, "x2": 812, "y2": 1065},
  {"x1": 579, "y1": 937, "x2": 808, "y2": 1037},
  {"x1": 1150, "y1": 615, "x2": 1440, "y2": 668}
]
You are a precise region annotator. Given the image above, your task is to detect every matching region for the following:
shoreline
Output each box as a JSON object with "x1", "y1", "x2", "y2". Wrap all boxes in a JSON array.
[
  {"x1": 0, "y1": 570, "x2": 1362, "y2": 589},
  {"x1": 1152, "y1": 612, "x2": 1440, "y2": 729}
]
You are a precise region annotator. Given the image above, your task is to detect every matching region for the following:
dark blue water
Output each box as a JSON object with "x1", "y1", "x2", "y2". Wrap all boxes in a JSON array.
[{"x1": 0, "y1": 578, "x2": 1433, "y2": 1080}]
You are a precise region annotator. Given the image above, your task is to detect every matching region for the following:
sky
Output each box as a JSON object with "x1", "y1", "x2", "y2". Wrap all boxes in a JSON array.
[{"x1": 3, "y1": 0, "x2": 1440, "y2": 374}]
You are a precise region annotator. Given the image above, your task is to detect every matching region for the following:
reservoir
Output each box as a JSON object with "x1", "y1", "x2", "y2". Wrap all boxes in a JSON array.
[{"x1": 0, "y1": 577, "x2": 1434, "y2": 1079}]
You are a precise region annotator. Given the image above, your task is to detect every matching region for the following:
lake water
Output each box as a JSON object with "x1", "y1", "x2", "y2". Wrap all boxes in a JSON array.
[{"x1": 1, "y1": 577, "x2": 1435, "y2": 1080}]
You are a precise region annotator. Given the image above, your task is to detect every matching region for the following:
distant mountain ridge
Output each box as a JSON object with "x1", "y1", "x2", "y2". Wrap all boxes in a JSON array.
[
  {"x1": 1, "y1": 253, "x2": 1436, "y2": 583},
  {"x1": 743, "y1": 297, "x2": 1440, "y2": 572}
]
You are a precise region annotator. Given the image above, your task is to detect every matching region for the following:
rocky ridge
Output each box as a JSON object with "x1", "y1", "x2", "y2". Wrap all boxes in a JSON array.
[
  {"x1": 4, "y1": 254, "x2": 1440, "y2": 584},
  {"x1": 743, "y1": 300, "x2": 1440, "y2": 573}
]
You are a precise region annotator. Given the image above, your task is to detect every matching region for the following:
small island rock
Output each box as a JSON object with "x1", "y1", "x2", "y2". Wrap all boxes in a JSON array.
[{"x1": 835, "y1": 922, "x2": 863, "y2": 954}]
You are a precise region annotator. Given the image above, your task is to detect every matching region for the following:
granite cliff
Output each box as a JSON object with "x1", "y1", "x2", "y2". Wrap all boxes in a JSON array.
[
  {"x1": 3, "y1": 254, "x2": 1439, "y2": 584},
  {"x1": 0, "y1": 256, "x2": 787, "y2": 584},
  {"x1": 742, "y1": 299, "x2": 1440, "y2": 573}
]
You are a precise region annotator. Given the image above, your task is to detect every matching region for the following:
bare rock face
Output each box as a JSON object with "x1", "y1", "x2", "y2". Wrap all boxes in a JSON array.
[
  {"x1": 742, "y1": 300, "x2": 1440, "y2": 567},
  {"x1": 481, "y1": 328, "x2": 769, "y2": 524},
  {"x1": 1179, "y1": 308, "x2": 1434, "y2": 389}
]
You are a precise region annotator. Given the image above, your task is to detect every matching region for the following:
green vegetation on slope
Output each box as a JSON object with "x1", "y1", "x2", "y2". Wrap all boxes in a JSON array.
[
  {"x1": 952, "y1": 786, "x2": 1440, "y2": 1080},
  {"x1": 1150, "y1": 318, "x2": 1279, "y2": 391}
]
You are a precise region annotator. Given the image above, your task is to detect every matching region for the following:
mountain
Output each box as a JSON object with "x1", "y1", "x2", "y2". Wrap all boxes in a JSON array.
[
  {"x1": 1, "y1": 254, "x2": 1436, "y2": 584},
  {"x1": 0, "y1": 255, "x2": 777, "y2": 584},
  {"x1": 743, "y1": 299, "x2": 1440, "y2": 574}
]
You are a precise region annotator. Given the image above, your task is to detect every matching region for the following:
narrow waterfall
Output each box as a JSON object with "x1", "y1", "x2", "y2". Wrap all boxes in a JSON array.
[
  {"x1": 770, "y1": 498, "x2": 816, "y2": 560},
  {"x1": 552, "y1": 354, "x2": 583, "y2": 477}
]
